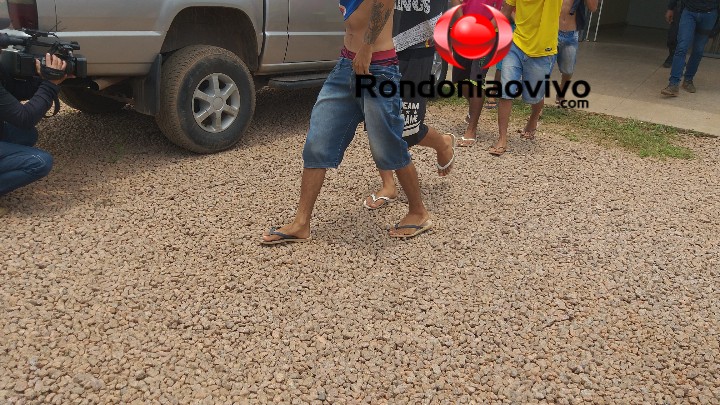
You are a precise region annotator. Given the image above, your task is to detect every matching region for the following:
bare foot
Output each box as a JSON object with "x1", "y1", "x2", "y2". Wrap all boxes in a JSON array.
[
  {"x1": 389, "y1": 212, "x2": 432, "y2": 238},
  {"x1": 437, "y1": 133, "x2": 455, "y2": 176},
  {"x1": 261, "y1": 223, "x2": 310, "y2": 244}
]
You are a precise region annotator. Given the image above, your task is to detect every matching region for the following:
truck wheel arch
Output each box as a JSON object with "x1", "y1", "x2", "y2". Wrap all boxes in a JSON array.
[{"x1": 160, "y1": 7, "x2": 259, "y2": 72}]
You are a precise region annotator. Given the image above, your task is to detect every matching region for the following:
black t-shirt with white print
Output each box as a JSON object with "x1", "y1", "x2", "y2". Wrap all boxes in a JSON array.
[{"x1": 393, "y1": 0, "x2": 447, "y2": 56}]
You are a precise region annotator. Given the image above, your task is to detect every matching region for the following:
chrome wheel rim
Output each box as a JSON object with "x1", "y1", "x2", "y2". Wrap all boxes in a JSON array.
[{"x1": 193, "y1": 73, "x2": 241, "y2": 133}]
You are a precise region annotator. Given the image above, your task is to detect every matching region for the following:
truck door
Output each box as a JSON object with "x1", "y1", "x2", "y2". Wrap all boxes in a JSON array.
[{"x1": 285, "y1": 0, "x2": 344, "y2": 63}]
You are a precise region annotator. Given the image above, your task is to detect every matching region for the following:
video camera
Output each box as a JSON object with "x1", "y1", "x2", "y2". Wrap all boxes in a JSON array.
[{"x1": 0, "y1": 28, "x2": 87, "y2": 80}]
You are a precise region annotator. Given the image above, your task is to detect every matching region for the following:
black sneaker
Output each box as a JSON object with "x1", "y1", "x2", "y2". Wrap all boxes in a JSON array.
[
  {"x1": 661, "y1": 84, "x2": 679, "y2": 97},
  {"x1": 682, "y1": 80, "x2": 696, "y2": 93}
]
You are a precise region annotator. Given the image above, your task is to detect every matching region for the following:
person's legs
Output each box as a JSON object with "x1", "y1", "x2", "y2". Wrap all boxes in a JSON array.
[
  {"x1": 491, "y1": 43, "x2": 524, "y2": 154},
  {"x1": 665, "y1": 5, "x2": 682, "y2": 68},
  {"x1": 262, "y1": 167, "x2": 327, "y2": 241},
  {"x1": 485, "y1": 68, "x2": 501, "y2": 109},
  {"x1": 461, "y1": 58, "x2": 488, "y2": 144},
  {"x1": 366, "y1": 51, "x2": 456, "y2": 209},
  {"x1": 452, "y1": 53, "x2": 483, "y2": 143},
  {"x1": 362, "y1": 64, "x2": 430, "y2": 236},
  {"x1": 494, "y1": 98, "x2": 513, "y2": 154},
  {"x1": 519, "y1": 53, "x2": 556, "y2": 139},
  {"x1": 0, "y1": 141, "x2": 54, "y2": 196},
  {"x1": 417, "y1": 127, "x2": 454, "y2": 176},
  {"x1": 365, "y1": 123, "x2": 454, "y2": 209},
  {"x1": 262, "y1": 59, "x2": 363, "y2": 243},
  {"x1": 664, "y1": 9, "x2": 697, "y2": 95},
  {"x1": 391, "y1": 162, "x2": 430, "y2": 237},
  {"x1": 682, "y1": 10, "x2": 718, "y2": 90},
  {"x1": 555, "y1": 31, "x2": 578, "y2": 104}
]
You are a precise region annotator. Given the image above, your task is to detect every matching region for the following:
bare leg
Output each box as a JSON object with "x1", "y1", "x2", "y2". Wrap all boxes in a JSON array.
[
  {"x1": 458, "y1": 87, "x2": 485, "y2": 146},
  {"x1": 262, "y1": 168, "x2": 326, "y2": 242},
  {"x1": 491, "y1": 98, "x2": 513, "y2": 152},
  {"x1": 417, "y1": 127, "x2": 455, "y2": 176},
  {"x1": 556, "y1": 73, "x2": 572, "y2": 104},
  {"x1": 365, "y1": 169, "x2": 398, "y2": 208},
  {"x1": 390, "y1": 162, "x2": 430, "y2": 237},
  {"x1": 486, "y1": 69, "x2": 501, "y2": 107},
  {"x1": 521, "y1": 100, "x2": 544, "y2": 139}
]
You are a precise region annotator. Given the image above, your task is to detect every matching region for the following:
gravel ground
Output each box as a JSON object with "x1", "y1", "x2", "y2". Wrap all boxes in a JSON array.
[{"x1": 1, "y1": 88, "x2": 719, "y2": 404}]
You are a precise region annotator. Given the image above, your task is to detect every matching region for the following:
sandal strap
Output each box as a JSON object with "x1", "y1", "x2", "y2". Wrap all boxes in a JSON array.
[
  {"x1": 370, "y1": 194, "x2": 394, "y2": 202},
  {"x1": 393, "y1": 223, "x2": 423, "y2": 231},
  {"x1": 268, "y1": 227, "x2": 299, "y2": 240}
]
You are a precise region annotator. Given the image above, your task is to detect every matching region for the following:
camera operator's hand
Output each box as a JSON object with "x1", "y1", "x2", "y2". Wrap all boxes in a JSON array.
[{"x1": 35, "y1": 53, "x2": 68, "y2": 85}]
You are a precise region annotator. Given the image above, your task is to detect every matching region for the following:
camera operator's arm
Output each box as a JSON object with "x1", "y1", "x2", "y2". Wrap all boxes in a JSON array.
[{"x1": 0, "y1": 54, "x2": 67, "y2": 130}]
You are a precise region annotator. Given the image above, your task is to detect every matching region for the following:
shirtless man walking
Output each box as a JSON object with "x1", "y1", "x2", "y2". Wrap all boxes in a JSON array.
[
  {"x1": 555, "y1": 0, "x2": 598, "y2": 105},
  {"x1": 261, "y1": 0, "x2": 432, "y2": 244}
]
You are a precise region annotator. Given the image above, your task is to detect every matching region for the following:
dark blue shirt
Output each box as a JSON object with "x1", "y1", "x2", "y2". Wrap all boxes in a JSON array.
[
  {"x1": 668, "y1": 0, "x2": 719, "y2": 12},
  {"x1": 0, "y1": 75, "x2": 59, "y2": 132},
  {"x1": 340, "y1": 0, "x2": 364, "y2": 20}
]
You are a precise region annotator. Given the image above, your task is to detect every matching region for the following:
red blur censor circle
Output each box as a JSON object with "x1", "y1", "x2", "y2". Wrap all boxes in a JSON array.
[
  {"x1": 433, "y1": 2, "x2": 513, "y2": 70},
  {"x1": 450, "y1": 15, "x2": 496, "y2": 60}
]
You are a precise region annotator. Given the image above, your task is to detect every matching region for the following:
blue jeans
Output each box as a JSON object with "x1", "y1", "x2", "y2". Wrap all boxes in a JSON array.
[
  {"x1": 0, "y1": 123, "x2": 53, "y2": 196},
  {"x1": 557, "y1": 31, "x2": 579, "y2": 75},
  {"x1": 500, "y1": 43, "x2": 557, "y2": 104},
  {"x1": 303, "y1": 57, "x2": 411, "y2": 171},
  {"x1": 670, "y1": 8, "x2": 718, "y2": 85}
]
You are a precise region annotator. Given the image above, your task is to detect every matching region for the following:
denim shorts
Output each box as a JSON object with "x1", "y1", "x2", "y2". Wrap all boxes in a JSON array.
[
  {"x1": 500, "y1": 43, "x2": 557, "y2": 104},
  {"x1": 495, "y1": 21, "x2": 517, "y2": 71},
  {"x1": 302, "y1": 58, "x2": 411, "y2": 171},
  {"x1": 557, "y1": 30, "x2": 579, "y2": 75}
]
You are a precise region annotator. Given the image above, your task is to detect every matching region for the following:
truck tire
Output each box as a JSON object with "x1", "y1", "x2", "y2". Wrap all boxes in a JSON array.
[
  {"x1": 59, "y1": 87, "x2": 126, "y2": 114},
  {"x1": 156, "y1": 45, "x2": 255, "y2": 154}
]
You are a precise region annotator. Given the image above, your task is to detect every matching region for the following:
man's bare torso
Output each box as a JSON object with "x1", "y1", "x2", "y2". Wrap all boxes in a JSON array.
[
  {"x1": 344, "y1": 0, "x2": 395, "y2": 53},
  {"x1": 559, "y1": 0, "x2": 577, "y2": 31}
]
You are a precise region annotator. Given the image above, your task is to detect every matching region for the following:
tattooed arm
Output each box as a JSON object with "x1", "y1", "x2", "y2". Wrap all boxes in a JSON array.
[{"x1": 353, "y1": 0, "x2": 394, "y2": 75}]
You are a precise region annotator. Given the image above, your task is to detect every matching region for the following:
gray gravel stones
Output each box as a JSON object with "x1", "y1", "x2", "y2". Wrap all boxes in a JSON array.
[{"x1": 1, "y1": 88, "x2": 719, "y2": 403}]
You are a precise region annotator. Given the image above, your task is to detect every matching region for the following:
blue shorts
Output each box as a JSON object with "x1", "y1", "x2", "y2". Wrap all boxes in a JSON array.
[
  {"x1": 303, "y1": 58, "x2": 411, "y2": 171},
  {"x1": 557, "y1": 31, "x2": 579, "y2": 75},
  {"x1": 500, "y1": 43, "x2": 557, "y2": 105}
]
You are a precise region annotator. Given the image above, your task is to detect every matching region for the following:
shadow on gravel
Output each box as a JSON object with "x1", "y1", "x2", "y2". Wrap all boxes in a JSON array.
[
  {"x1": 239, "y1": 87, "x2": 319, "y2": 147},
  {"x1": 4, "y1": 87, "x2": 321, "y2": 215}
]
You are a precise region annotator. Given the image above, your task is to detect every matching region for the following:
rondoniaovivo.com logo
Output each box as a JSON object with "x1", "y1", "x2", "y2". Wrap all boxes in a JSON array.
[{"x1": 434, "y1": 2, "x2": 513, "y2": 69}]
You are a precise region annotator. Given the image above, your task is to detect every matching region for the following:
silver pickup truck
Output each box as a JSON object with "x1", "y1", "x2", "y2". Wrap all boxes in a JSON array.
[{"x1": 0, "y1": 0, "x2": 346, "y2": 153}]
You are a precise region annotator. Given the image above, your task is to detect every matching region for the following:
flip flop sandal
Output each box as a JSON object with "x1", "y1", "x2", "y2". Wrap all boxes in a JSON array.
[
  {"x1": 464, "y1": 113, "x2": 470, "y2": 124},
  {"x1": 261, "y1": 227, "x2": 311, "y2": 245},
  {"x1": 521, "y1": 129, "x2": 538, "y2": 140},
  {"x1": 389, "y1": 220, "x2": 433, "y2": 239},
  {"x1": 437, "y1": 134, "x2": 456, "y2": 176},
  {"x1": 456, "y1": 136, "x2": 478, "y2": 147},
  {"x1": 488, "y1": 146, "x2": 507, "y2": 156},
  {"x1": 363, "y1": 193, "x2": 397, "y2": 210}
]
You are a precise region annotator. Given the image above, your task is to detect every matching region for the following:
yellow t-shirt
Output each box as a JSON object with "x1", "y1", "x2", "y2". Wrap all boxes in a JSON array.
[{"x1": 505, "y1": 0, "x2": 562, "y2": 57}]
